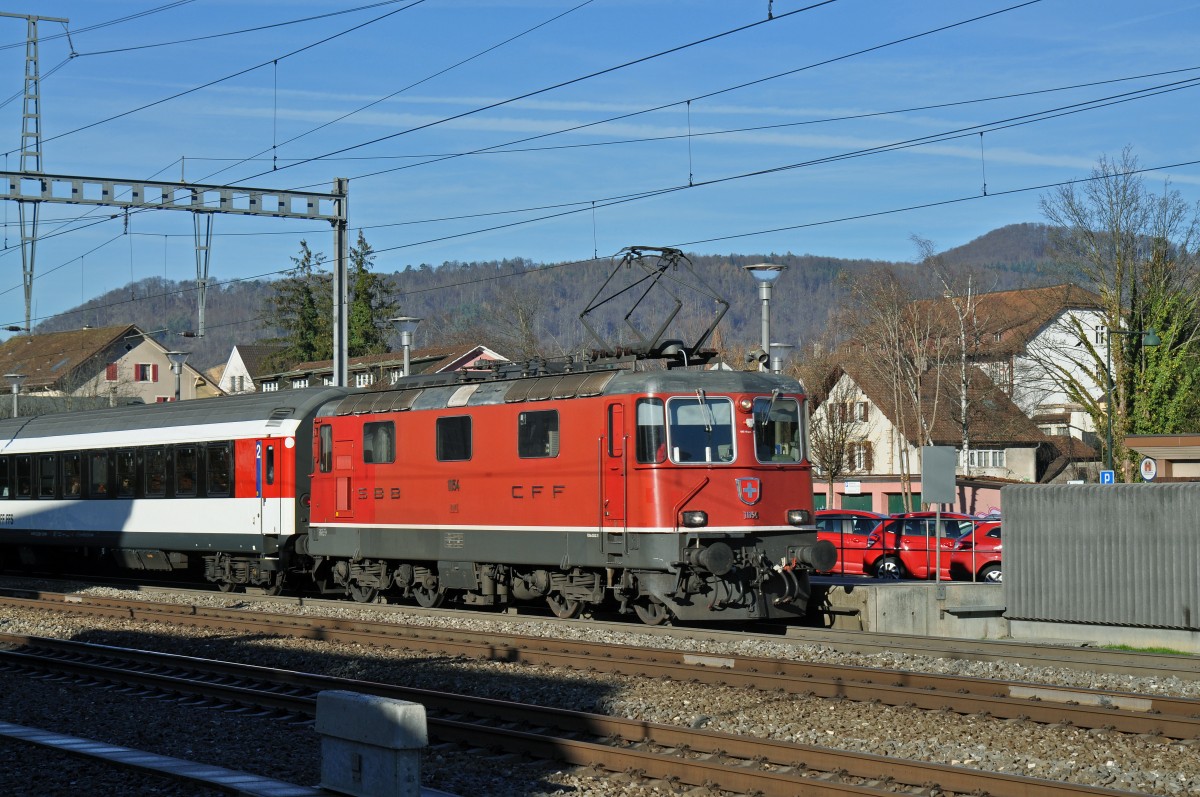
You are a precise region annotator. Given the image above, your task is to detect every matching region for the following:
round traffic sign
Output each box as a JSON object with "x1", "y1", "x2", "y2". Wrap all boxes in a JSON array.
[{"x1": 1139, "y1": 456, "x2": 1158, "y2": 482}]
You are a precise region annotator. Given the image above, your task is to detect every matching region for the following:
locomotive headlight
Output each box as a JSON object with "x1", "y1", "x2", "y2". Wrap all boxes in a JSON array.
[
  {"x1": 787, "y1": 509, "x2": 812, "y2": 526},
  {"x1": 681, "y1": 510, "x2": 708, "y2": 528}
]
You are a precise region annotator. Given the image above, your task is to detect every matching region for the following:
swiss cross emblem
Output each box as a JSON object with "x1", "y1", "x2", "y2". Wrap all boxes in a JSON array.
[{"x1": 735, "y1": 477, "x2": 761, "y2": 505}]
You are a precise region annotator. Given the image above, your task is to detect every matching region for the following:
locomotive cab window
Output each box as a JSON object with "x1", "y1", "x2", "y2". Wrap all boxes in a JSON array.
[
  {"x1": 666, "y1": 396, "x2": 735, "y2": 464},
  {"x1": 363, "y1": 421, "x2": 395, "y2": 464},
  {"x1": 753, "y1": 396, "x2": 803, "y2": 463},
  {"x1": 145, "y1": 447, "x2": 167, "y2": 497},
  {"x1": 518, "y1": 410, "x2": 559, "y2": 458},
  {"x1": 318, "y1": 424, "x2": 333, "y2": 472},
  {"x1": 207, "y1": 444, "x2": 232, "y2": 496},
  {"x1": 436, "y1": 416, "x2": 472, "y2": 461},
  {"x1": 635, "y1": 399, "x2": 666, "y2": 464}
]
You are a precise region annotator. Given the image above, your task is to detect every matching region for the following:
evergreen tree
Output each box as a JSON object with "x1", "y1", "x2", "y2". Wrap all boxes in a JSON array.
[
  {"x1": 348, "y1": 230, "x2": 397, "y2": 357},
  {"x1": 264, "y1": 240, "x2": 332, "y2": 369}
]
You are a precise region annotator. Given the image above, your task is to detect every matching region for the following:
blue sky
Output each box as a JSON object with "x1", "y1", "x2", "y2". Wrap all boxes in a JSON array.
[{"x1": 0, "y1": 0, "x2": 1197, "y2": 337}]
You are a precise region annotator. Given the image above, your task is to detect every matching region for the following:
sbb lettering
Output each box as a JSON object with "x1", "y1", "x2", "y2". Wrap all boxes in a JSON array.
[{"x1": 511, "y1": 485, "x2": 566, "y2": 499}]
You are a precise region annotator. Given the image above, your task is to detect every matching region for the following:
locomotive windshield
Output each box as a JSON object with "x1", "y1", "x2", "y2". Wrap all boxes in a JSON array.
[
  {"x1": 753, "y1": 396, "x2": 803, "y2": 463},
  {"x1": 666, "y1": 396, "x2": 735, "y2": 464}
]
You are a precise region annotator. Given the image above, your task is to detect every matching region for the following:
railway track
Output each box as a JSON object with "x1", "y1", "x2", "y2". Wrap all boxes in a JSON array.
[
  {"x1": 3, "y1": 588, "x2": 1198, "y2": 741},
  {"x1": 0, "y1": 631, "x2": 1148, "y2": 797}
]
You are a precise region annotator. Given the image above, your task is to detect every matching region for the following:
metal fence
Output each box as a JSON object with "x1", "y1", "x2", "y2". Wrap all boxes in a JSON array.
[{"x1": 1003, "y1": 483, "x2": 1200, "y2": 630}]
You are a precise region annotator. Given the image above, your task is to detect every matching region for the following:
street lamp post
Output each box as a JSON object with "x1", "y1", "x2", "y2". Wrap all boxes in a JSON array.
[
  {"x1": 390, "y1": 316, "x2": 422, "y2": 378},
  {"x1": 1103, "y1": 327, "x2": 1160, "y2": 472},
  {"x1": 165, "y1": 351, "x2": 190, "y2": 402},
  {"x1": 743, "y1": 264, "x2": 787, "y2": 372},
  {"x1": 769, "y1": 342, "x2": 794, "y2": 375},
  {"x1": 4, "y1": 373, "x2": 25, "y2": 417}
]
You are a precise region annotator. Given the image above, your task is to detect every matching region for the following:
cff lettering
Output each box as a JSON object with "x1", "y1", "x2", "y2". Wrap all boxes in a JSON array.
[{"x1": 511, "y1": 485, "x2": 565, "y2": 499}]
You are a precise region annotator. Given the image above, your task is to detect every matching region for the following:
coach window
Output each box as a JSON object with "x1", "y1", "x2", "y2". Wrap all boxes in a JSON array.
[
  {"x1": 89, "y1": 452, "x2": 110, "y2": 497},
  {"x1": 38, "y1": 454, "x2": 57, "y2": 498},
  {"x1": 436, "y1": 416, "x2": 472, "y2": 461},
  {"x1": 363, "y1": 421, "x2": 395, "y2": 464},
  {"x1": 15, "y1": 456, "x2": 32, "y2": 498},
  {"x1": 116, "y1": 450, "x2": 136, "y2": 497},
  {"x1": 635, "y1": 399, "x2": 666, "y2": 464},
  {"x1": 62, "y1": 452, "x2": 82, "y2": 499},
  {"x1": 265, "y1": 444, "x2": 275, "y2": 486},
  {"x1": 145, "y1": 447, "x2": 167, "y2": 497},
  {"x1": 318, "y1": 424, "x2": 333, "y2": 472},
  {"x1": 0, "y1": 457, "x2": 9, "y2": 498},
  {"x1": 206, "y1": 444, "x2": 232, "y2": 496},
  {"x1": 175, "y1": 446, "x2": 198, "y2": 496},
  {"x1": 517, "y1": 410, "x2": 559, "y2": 458}
]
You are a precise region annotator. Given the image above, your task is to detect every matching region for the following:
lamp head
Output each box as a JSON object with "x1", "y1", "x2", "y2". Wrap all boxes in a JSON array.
[
  {"x1": 743, "y1": 263, "x2": 787, "y2": 285},
  {"x1": 1142, "y1": 329, "x2": 1161, "y2": 347}
]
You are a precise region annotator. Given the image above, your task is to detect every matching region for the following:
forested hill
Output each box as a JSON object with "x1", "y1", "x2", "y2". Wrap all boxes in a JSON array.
[{"x1": 35, "y1": 223, "x2": 1069, "y2": 371}]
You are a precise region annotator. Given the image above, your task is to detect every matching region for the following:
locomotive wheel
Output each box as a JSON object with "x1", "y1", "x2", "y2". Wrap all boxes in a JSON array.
[
  {"x1": 633, "y1": 598, "x2": 671, "y2": 626},
  {"x1": 412, "y1": 584, "x2": 445, "y2": 608},
  {"x1": 261, "y1": 574, "x2": 284, "y2": 596},
  {"x1": 546, "y1": 593, "x2": 581, "y2": 619},
  {"x1": 348, "y1": 582, "x2": 379, "y2": 603},
  {"x1": 216, "y1": 580, "x2": 242, "y2": 593}
]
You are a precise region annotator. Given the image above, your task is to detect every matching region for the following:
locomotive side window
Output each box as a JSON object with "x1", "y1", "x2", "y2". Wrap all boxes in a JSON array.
[
  {"x1": 666, "y1": 397, "x2": 735, "y2": 464},
  {"x1": 116, "y1": 450, "x2": 136, "y2": 496},
  {"x1": 635, "y1": 399, "x2": 666, "y2": 464},
  {"x1": 89, "y1": 452, "x2": 110, "y2": 497},
  {"x1": 436, "y1": 416, "x2": 472, "y2": 461},
  {"x1": 38, "y1": 454, "x2": 57, "y2": 497},
  {"x1": 15, "y1": 456, "x2": 32, "y2": 498},
  {"x1": 206, "y1": 444, "x2": 232, "y2": 496},
  {"x1": 753, "y1": 396, "x2": 803, "y2": 463},
  {"x1": 175, "y1": 446, "x2": 198, "y2": 496},
  {"x1": 62, "y1": 452, "x2": 82, "y2": 498},
  {"x1": 363, "y1": 421, "x2": 395, "y2": 464},
  {"x1": 145, "y1": 447, "x2": 167, "y2": 497},
  {"x1": 318, "y1": 424, "x2": 333, "y2": 472},
  {"x1": 0, "y1": 457, "x2": 9, "y2": 498},
  {"x1": 518, "y1": 411, "x2": 559, "y2": 458}
]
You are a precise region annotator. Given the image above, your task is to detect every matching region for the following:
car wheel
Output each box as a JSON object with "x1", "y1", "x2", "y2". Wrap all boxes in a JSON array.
[
  {"x1": 875, "y1": 556, "x2": 904, "y2": 580},
  {"x1": 979, "y1": 563, "x2": 1002, "y2": 583}
]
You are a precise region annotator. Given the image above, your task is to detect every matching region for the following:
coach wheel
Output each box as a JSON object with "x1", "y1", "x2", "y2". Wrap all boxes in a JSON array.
[
  {"x1": 216, "y1": 580, "x2": 242, "y2": 593},
  {"x1": 633, "y1": 598, "x2": 671, "y2": 626},
  {"x1": 546, "y1": 593, "x2": 581, "y2": 619},
  {"x1": 348, "y1": 581, "x2": 379, "y2": 604},
  {"x1": 875, "y1": 556, "x2": 904, "y2": 580},
  {"x1": 261, "y1": 574, "x2": 284, "y2": 596},
  {"x1": 979, "y1": 563, "x2": 1002, "y2": 583},
  {"x1": 412, "y1": 584, "x2": 445, "y2": 608}
]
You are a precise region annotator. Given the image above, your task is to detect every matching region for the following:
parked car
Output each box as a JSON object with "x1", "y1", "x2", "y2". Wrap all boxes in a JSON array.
[
  {"x1": 950, "y1": 522, "x2": 1002, "y2": 582},
  {"x1": 814, "y1": 509, "x2": 888, "y2": 575},
  {"x1": 868, "y1": 512, "x2": 980, "y2": 580}
]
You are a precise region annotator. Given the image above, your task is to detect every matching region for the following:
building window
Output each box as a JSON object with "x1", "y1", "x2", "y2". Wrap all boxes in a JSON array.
[
  {"x1": 853, "y1": 401, "x2": 869, "y2": 422},
  {"x1": 354, "y1": 372, "x2": 375, "y2": 388},
  {"x1": 233, "y1": 375, "x2": 245, "y2": 392},
  {"x1": 993, "y1": 331, "x2": 1003, "y2": 343},
  {"x1": 292, "y1": 377, "x2": 309, "y2": 389},
  {"x1": 390, "y1": 369, "x2": 402, "y2": 384},
  {"x1": 135, "y1": 363, "x2": 159, "y2": 382},
  {"x1": 968, "y1": 449, "x2": 1006, "y2": 468},
  {"x1": 847, "y1": 441, "x2": 874, "y2": 472},
  {"x1": 261, "y1": 381, "x2": 279, "y2": 392},
  {"x1": 323, "y1": 375, "x2": 335, "y2": 386},
  {"x1": 105, "y1": 363, "x2": 119, "y2": 382}
]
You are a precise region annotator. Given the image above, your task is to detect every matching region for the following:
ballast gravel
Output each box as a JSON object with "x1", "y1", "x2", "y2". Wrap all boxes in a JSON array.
[{"x1": 1, "y1": 578, "x2": 1199, "y2": 797}]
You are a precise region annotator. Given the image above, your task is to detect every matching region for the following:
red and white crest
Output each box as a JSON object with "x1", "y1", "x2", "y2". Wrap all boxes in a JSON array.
[{"x1": 735, "y1": 477, "x2": 761, "y2": 505}]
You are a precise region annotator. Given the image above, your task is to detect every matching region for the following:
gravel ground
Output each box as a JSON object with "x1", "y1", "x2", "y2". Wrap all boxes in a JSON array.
[{"x1": 2, "y1": 580, "x2": 1200, "y2": 796}]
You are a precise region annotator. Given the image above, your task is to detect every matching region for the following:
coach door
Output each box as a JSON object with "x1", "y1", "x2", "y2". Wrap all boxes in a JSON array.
[
  {"x1": 601, "y1": 403, "x2": 628, "y2": 543},
  {"x1": 256, "y1": 440, "x2": 284, "y2": 536}
]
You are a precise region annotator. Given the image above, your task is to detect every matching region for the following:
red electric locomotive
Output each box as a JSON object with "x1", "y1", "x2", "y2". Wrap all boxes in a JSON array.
[{"x1": 301, "y1": 363, "x2": 832, "y2": 623}]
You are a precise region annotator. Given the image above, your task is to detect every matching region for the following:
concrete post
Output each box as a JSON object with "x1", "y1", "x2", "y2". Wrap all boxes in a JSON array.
[{"x1": 316, "y1": 690, "x2": 428, "y2": 797}]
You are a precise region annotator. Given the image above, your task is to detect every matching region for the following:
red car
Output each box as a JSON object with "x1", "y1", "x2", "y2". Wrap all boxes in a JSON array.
[
  {"x1": 868, "y1": 512, "x2": 980, "y2": 580},
  {"x1": 815, "y1": 509, "x2": 888, "y2": 575},
  {"x1": 951, "y1": 522, "x2": 1002, "y2": 582}
]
